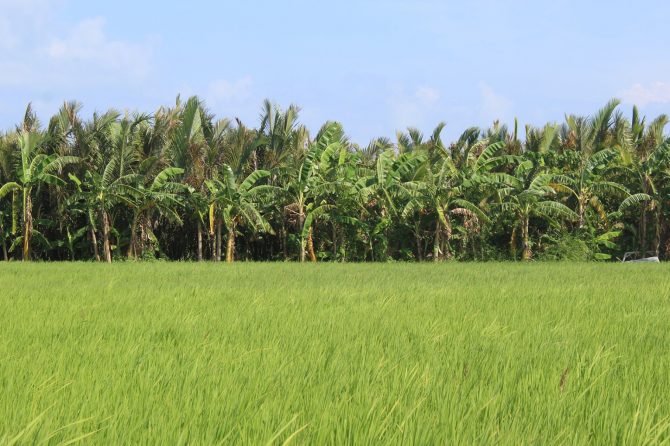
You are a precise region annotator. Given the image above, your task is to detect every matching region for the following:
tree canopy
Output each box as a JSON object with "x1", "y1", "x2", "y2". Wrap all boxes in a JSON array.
[{"x1": 1, "y1": 98, "x2": 668, "y2": 262}]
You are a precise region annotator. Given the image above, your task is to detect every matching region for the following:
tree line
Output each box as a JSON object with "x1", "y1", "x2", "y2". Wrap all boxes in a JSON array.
[{"x1": 0, "y1": 97, "x2": 666, "y2": 262}]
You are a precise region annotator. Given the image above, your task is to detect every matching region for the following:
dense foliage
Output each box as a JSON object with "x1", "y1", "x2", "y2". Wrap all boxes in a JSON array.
[{"x1": 0, "y1": 98, "x2": 668, "y2": 262}]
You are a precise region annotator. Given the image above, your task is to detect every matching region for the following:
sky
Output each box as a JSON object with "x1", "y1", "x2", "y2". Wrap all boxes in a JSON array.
[{"x1": 2, "y1": 0, "x2": 670, "y2": 143}]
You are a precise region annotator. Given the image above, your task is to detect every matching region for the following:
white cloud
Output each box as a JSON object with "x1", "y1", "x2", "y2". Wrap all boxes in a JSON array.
[
  {"x1": 201, "y1": 76, "x2": 260, "y2": 123},
  {"x1": 620, "y1": 82, "x2": 670, "y2": 107},
  {"x1": 479, "y1": 82, "x2": 514, "y2": 123},
  {"x1": 415, "y1": 86, "x2": 440, "y2": 105},
  {"x1": 208, "y1": 77, "x2": 253, "y2": 102},
  {"x1": 0, "y1": 5, "x2": 156, "y2": 90},
  {"x1": 388, "y1": 84, "x2": 442, "y2": 129},
  {"x1": 44, "y1": 17, "x2": 153, "y2": 80},
  {"x1": 0, "y1": 0, "x2": 63, "y2": 49}
]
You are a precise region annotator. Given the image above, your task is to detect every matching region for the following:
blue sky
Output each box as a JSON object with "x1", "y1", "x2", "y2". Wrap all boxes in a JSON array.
[{"x1": 2, "y1": 0, "x2": 670, "y2": 143}]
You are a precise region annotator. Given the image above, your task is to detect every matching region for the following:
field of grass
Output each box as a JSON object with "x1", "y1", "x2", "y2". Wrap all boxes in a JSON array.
[{"x1": 1, "y1": 263, "x2": 670, "y2": 445}]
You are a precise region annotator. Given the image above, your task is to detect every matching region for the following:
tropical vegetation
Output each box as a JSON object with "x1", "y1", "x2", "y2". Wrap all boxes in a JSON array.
[{"x1": 1, "y1": 98, "x2": 668, "y2": 262}]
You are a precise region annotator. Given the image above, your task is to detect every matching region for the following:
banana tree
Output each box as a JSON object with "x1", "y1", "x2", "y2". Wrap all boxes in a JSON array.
[
  {"x1": 551, "y1": 148, "x2": 628, "y2": 228},
  {"x1": 127, "y1": 167, "x2": 187, "y2": 259},
  {"x1": 498, "y1": 161, "x2": 578, "y2": 260},
  {"x1": 206, "y1": 166, "x2": 274, "y2": 262},
  {"x1": 621, "y1": 120, "x2": 670, "y2": 255},
  {"x1": 358, "y1": 148, "x2": 426, "y2": 260},
  {"x1": 403, "y1": 165, "x2": 490, "y2": 261},
  {"x1": 400, "y1": 137, "x2": 518, "y2": 261},
  {"x1": 280, "y1": 123, "x2": 342, "y2": 262},
  {"x1": 0, "y1": 130, "x2": 78, "y2": 260},
  {"x1": 68, "y1": 162, "x2": 140, "y2": 263}
]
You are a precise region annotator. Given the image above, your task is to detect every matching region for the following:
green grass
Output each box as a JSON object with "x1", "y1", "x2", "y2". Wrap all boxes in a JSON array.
[{"x1": 1, "y1": 263, "x2": 670, "y2": 445}]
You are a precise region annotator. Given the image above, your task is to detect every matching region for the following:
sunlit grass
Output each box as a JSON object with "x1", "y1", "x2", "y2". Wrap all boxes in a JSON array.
[{"x1": 1, "y1": 263, "x2": 669, "y2": 444}]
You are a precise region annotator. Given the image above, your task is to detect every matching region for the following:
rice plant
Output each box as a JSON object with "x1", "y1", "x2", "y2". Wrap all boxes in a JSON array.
[{"x1": 1, "y1": 263, "x2": 669, "y2": 444}]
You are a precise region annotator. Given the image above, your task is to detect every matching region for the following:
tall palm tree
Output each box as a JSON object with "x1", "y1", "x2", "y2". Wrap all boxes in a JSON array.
[
  {"x1": 166, "y1": 96, "x2": 209, "y2": 260},
  {"x1": 256, "y1": 100, "x2": 305, "y2": 172}
]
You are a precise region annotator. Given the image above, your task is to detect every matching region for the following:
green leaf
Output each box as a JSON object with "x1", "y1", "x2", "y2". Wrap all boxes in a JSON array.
[
  {"x1": 240, "y1": 170, "x2": 270, "y2": 193},
  {"x1": 151, "y1": 167, "x2": 184, "y2": 190},
  {"x1": 618, "y1": 193, "x2": 652, "y2": 212},
  {"x1": 0, "y1": 182, "x2": 21, "y2": 199}
]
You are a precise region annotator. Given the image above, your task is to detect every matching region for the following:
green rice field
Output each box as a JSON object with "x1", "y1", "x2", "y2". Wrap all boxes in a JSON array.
[{"x1": 1, "y1": 263, "x2": 669, "y2": 445}]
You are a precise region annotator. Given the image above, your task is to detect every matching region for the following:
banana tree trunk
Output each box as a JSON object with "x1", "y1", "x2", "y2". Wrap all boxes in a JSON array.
[
  {"x1": 654, "y1": 208, "x2": 661, "y2": 257},
  {"x1": 216, "y1": 219, "x2": 222, "y2": 262},
  {"x1": 640, "y1": 209, "x2": 648, "y2": 255},
  {"x1": 444, "y1": 216, "x2": 453, "y2": 260},
  {"x1": 226, "y1": 224, "x2": 235, "y2": 263},
  {"x1": 578, "y1": 198, "x2": 585, "y2": 228},
  {"x1": 101, "y1": 208, "x2": 112, "y2": 263},
  {"x1": 510, "y1": 227, "x2": 518, "y2": 260},
  {"x1": 128, "y1": 212, "x2": 139, "y2": 259},
  {"x1": 299, "y1": 207, "x2": 306, "y2": 263},
  {"x1": 197, "y1": 221, "x2": 203, "y2": 261},
  {"x1": 90, "y1": 227, "x2": 100, "y2": 261},
  {"x1": 281, "y1": 220, "x2": 288, "y2": 261},
  {"x1": 521, "y1": 215, "x2": 531, "y2": 261},
  {"x1": 369, "y1": 238, "x2": 374, "y2": 262},
  {"x1": 210, "y1": 231, "x2": 216, "y2": 261},
  {"x1": 22, "y1": 189, "x2": 32, "y2": 261},
  {"x1": 87, "y1": 209, "x2": 100, "y2": 261},
  {"x1": 640, "y1": 180, "x2": 649, "y2": 254},
  {"x1": 1, "y1": 229, "x2": 7, "y2": 261},
  {"x1": 307, "y1": 227, "x2": 317, "y2": 262},
  {"x1": 414, "y1": 222, "x2": 422, "y2": 261},
  {"x1": 67, "y1": 229, "x2": 75, "y2": 261},
  {"x1": 433, "y1": 220, "x2": 440, "y2": 262},
  {"x1": 11, "y1": 190, "x2": 18, "y2": 235}
]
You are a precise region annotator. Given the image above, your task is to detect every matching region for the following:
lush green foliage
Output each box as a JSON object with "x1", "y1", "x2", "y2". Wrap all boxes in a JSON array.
[
  {"x1": 1, "y1": 263, "x2": 669, "y2": 444},
  {"x1": 1, "y1": 98, "x2": 669, "y2": 262}
]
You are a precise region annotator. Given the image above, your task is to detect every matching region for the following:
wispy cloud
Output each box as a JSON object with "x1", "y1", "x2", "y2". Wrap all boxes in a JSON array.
[
  {"x1": 388, "y1": 84, "x2": 441, "y2": 129},
  {"x1": 208, "y1": 77, "x2": 253, "y2": 103},
  {"x1": 0, "y1": 3, "x2": 157, "y2": 89},
  {"x1": 479, "y1": 82, "x2": 514, "y2": 123},
  {"x1": 201, "y1": 76, "x2": 259, "y2": 123},
  {"x1": 45, "y1": 17, "x2": 153, "y2": 81},
  {"x1": 620, "y1": 82, "x2": 670, "y2": 107}
]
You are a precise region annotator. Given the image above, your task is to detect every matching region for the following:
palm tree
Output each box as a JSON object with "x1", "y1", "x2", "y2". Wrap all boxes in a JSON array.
[
  {"x1": 166, "y1": 96, "x2": 209, "y2": 260},
  {"x1": 256, "y1": 100, "x2": 306, "y2": 172}
]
